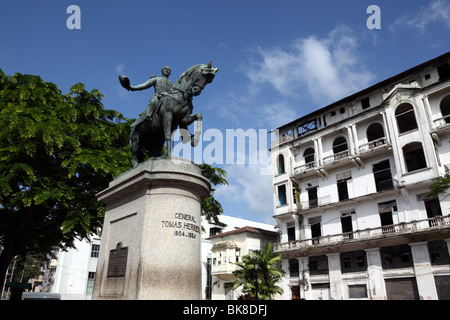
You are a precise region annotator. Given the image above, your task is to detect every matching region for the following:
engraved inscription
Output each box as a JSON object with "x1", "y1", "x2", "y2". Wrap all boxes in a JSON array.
[
  {"x1": 161, "y1": 213, "x2": 201, "y2": 239},
  {"x1": 107, "y1": 243, "x2": 128, "y2": 278}
]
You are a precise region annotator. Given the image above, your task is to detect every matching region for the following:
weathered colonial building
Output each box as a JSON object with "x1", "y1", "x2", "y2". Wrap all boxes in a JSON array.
[
  {"x1": 271, "y1": 52, "x2": 450, "y2": 300},
  {"x1": 207, "y1": 226, "x2": 278, "y2": 300}
]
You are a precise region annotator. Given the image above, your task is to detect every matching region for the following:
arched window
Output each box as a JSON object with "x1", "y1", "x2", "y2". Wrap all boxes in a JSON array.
[
  {"x1": 303, "y1": 148, "x2": 315, "y2": 164},
  {"x1": 333, "y1": 137, "x2": 348, "y2": 154},
  {"x1": 440, "y1": 95, "x2": 450, "y2": 124},
  {"x1": 367, "y1": 123, "x2": 385, "y2": 142},
  {"x1": 403, "y1": 142, "x2": 427, "y2": 172},
  {"x1": 277, "y1": 154, "x2": 285, "y2": 175},
  {"x1": 395, "y1": 103, "x2": 418, "y2": 134}
]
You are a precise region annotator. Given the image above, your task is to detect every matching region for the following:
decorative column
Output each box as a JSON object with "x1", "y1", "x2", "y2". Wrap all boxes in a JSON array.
[
  {"x1": 347, "y1": 126, "x2": 355, "y2": 156},
  {"x1": 298, "y1": 257, "x2": 311, "y2": 300},
  {"x1": 317, "y1": 137, "x2": 324, "y2": 167},
  {"x1": 326, "y1": 253, "x2": 343, "y2": 300},
  {"x1": 410, "y1": 242, "x2": 438, "y2": 300},
  {"x1": 364, "y1": 248, "x2": 386, "y2": 300},
  {"x1": 351, "y1": 124, "x2": 359, "y2": 155}
]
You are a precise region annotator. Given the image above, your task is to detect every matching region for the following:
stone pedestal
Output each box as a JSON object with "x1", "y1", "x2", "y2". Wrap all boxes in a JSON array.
[{"x1": 92, "y1": 157, "x2": 211, "y2": 300}]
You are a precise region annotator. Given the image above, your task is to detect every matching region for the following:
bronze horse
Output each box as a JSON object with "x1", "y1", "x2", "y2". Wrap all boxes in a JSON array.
[{"x1": 125, "y1": 61, "x2": 218, "y2": 167}]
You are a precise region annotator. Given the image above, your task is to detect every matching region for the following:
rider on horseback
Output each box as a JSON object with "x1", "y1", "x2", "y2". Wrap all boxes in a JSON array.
[{"x1": 120, "y1": 66, "x2": 174, "y2": 128}]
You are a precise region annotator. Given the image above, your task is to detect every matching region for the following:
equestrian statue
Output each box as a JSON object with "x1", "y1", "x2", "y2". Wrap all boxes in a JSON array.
[{"x1": 119, "y1": 61, "x2": 218, "y2": 167}]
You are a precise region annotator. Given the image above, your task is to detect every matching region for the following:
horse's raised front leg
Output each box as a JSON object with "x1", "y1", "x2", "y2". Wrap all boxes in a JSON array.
[{"x1": 180, "y1": 113, "x2": 202, "y2": 147}]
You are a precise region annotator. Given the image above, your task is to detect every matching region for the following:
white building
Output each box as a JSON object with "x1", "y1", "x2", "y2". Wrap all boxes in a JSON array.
[
  {"x1": 201, "y1": 215, "x2": 275, "y2": 299},
  {"x1": 51, "y1": 215, "x2": 274, "y2": 300},
  {"x1": 52, "y1": 235, "x2": 101, "y2": 300},
  {"x1": 271, "y1": 52, "x2": 450, "y2": 300},
  {"x1": 207, "y1": 226, "x2": 278, "y2": 300}
]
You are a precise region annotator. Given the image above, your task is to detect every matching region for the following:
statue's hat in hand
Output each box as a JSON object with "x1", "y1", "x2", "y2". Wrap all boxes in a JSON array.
[{"x1": 119, "y1": 75, "x2": 131, "y2": 91}]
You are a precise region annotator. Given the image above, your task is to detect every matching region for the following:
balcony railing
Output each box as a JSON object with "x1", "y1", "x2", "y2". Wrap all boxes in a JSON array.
[
  {"x1": 358, "y1": 137, "x2": 388, "y2": 153},
  {"x1": 323, "y1": 150, "x2": 349, "y2": 165},
  {"x1": 293, "y1": 161, "x2": 317, "y2": 175},
  {"x1": 300, "y1": 195, "x2": 331, "y2": 210},
  {"x1": 434, "y1": 115, "x2": 450, "y2": 128},
  {"x1": 272, "y1": 214, "x2": 450, "y2": 253}
]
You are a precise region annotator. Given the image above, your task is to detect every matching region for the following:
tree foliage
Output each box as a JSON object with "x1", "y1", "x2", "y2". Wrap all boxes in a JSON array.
[
  {"x1": 232, "y1": 242, "x2": 285, "y2": 300},
  {"x1": 0, "y1": 70, "x2": 132, "y2": 287},
  {"x1": 427, "y1": 173, "x2": 450, "y2": 198},
  {"x1": 198, "y1": 164, "x2": 228, "y2": 228}
]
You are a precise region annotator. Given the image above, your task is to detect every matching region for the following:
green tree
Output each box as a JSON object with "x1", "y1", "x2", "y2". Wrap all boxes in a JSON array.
[
  {"x1": 427, "y1": 173, "x2": 450, "y2": 198},
  {"x1": 0, "y1": 70, "x2": 132, "y2": 288},
  {"x1": 232, "y1": 242, "x2": 285, "y2": 300},
  {"x1": 198, "y1": 164, "x2": 228, "y2": 228},
  {"x1": 9, "y1": 252, "x2": 47, "y2": 283}
]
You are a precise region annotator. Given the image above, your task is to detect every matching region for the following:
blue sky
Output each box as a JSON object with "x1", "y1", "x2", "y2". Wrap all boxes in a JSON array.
[{"x1": 1, "y1": 1, "x2": 450, "y2": 225}]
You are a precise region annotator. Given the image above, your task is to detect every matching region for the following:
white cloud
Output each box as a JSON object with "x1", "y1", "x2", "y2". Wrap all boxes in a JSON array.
[
  {"x1": 254, "y1": 103, "x2": 298, "y2": 129},
  {"x1": 115, "y1": 63, "x2": 125, "y2": 74},
  {"x1": 246, "y1": 25, "x2": 375, "y2": 106},
  {"x1": 391, "y1": 0, "x2": 450, "y2": 32},
  {"x1": 215, "y1": 163, "x2": 274, "y2": 220}
]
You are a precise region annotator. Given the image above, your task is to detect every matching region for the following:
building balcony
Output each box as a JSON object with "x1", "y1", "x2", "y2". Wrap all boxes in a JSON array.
[
  {"x1": 211, "y1": 261, "x2": 238, "y2": 281},
  {"x1": 358, "y1": 137, "x2": 390, "y2": 154},
  {"x1": 292, "y1": 137, "x2": 391, "y2": 180},
  {"x1": 272, "y1": 214, "x2": 450, "y2": 256},
  {"x1": 433, "y1": 115, "x2": 450, "y2": 130},
  {"x1": 299, "y1": 195, "x2": 331, "y2": 210}
]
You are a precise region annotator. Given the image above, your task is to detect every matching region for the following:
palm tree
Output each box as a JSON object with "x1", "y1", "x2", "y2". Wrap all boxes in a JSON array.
[{"x1": 232, "y1": 242, "x2": 285, "y2": 300}]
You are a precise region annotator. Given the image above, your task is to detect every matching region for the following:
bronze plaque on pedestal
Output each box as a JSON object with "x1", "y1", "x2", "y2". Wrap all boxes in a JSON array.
[{"x1": 107, "y1": 243, "x2": 128, "y2": 278}]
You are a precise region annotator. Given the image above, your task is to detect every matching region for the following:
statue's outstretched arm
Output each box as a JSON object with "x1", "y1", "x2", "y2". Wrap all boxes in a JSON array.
[{"x1": 130, "y1": 77, "x2": 156, "y2": 91}]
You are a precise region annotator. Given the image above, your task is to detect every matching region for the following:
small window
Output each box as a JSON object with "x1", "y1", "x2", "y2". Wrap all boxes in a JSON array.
[
  {"x1": 278, "y1": 184, "x2": 287, "y2": 206},
  {"x1": 337, "y1": 179, "x2": 349, "y2": 201},
  {"x1": 310, "y1": 219, "x2": 321, "y2": 243},
  {"x1": 437, "y1": 63, "x2": 450, "y2": 81},
  {"x1": 210, "y1": 227, "x2": 222, "y2": 237},
  {"x1": 289, "y1": 259, "x2": 299, "y2": 277},
  {"x1": 340, "y1": 107, "x2": 345, "y2": 114},
  {"x1": 287, "y1": 223, "x2": 296, "y2": 241},
  {"x1": 395, "y1": 103, "x2": 418, "y2": 134},
  {"x1": 361, "y1": 97, "x2": 370, "y2": 109},
  {"x1": 309, "y1": 255, "x2": 328, "y2": 275},
  {"x1": 86, "y1": 272, "x2": 96, "y2": 294},
  {"x1": 303, "y1": 148, "x2": 315, "y2": 164},
  {"x1": 331, "y1": 111, "x2": 336, "y2": 117},
  {"x1": 91, "y1": 244, "x2": 100, "y2": 258},
  {"x1": 424, "y1": 74, "x2": 431, "y2": 80},
  {"x1": 348, "y1": 285, "x2": 368, "y2": 299},
  {"x1": 403, "y1": 142, "x2": 427, "y2": 172}
]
